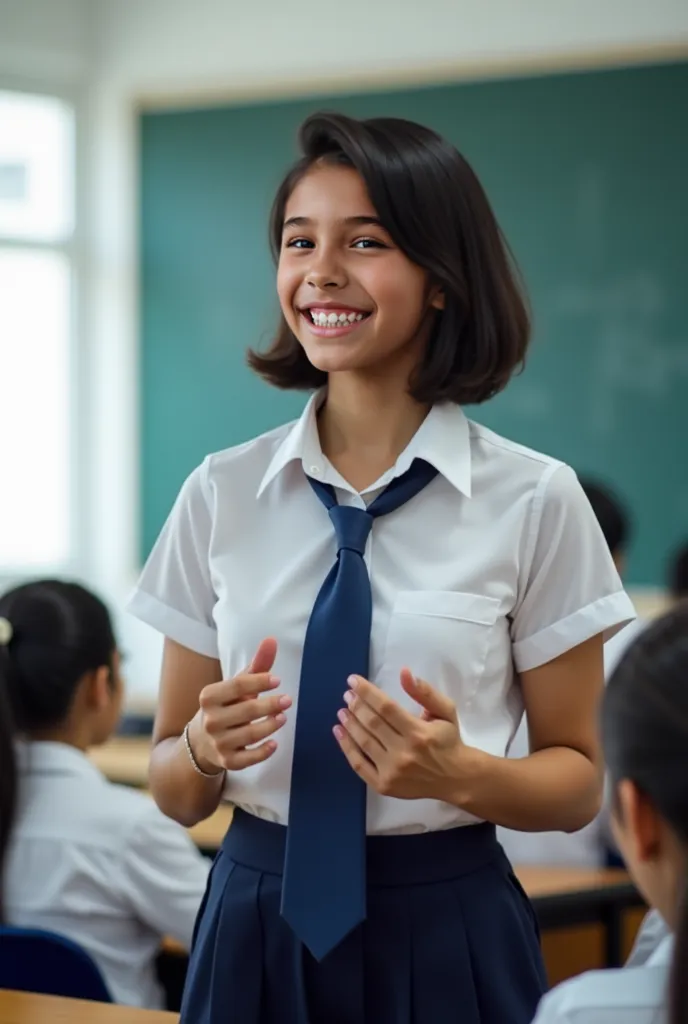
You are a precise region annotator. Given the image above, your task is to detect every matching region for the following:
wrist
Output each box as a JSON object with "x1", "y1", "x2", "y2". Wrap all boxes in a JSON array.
[
  {"x1": 186, "y1": 715, "x2": 224, "y2": 778},
  {"x1": 441, "y1": 743, "x2": 495, "y2": 812}
]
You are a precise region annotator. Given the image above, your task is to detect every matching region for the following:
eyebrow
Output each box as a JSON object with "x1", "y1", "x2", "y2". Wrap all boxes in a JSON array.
[{"x1": 282, "y1": 215, "x2": 385, "y2": 230}]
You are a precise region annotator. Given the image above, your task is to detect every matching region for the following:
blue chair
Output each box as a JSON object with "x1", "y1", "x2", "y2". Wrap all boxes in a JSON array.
[{"x1": 0, "y1": 925, "x2": 112, "y2": 1002}]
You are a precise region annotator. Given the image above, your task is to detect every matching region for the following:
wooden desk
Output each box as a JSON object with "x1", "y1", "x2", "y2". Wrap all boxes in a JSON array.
[
  {"x1": 188, "y1": 805, "x2": 232, "y2": 852},
  {"x1": 89, "y1": 738, "x2": 152, "y2": 788},
  {"x1": 0, "y1": 989, "x2": 176, "y2": 1024}
]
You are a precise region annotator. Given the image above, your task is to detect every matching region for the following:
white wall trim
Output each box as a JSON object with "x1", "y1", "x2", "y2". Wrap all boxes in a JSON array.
[{"x1": 131, "y1": 40, "x2": 688, "y2": 111}]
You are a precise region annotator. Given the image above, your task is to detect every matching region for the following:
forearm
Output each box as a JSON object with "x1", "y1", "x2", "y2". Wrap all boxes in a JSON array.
[
  {"x1": 446, "y1": 745, "x2": 602, "y2": 832},
  {"x1": 149, "y1": 716, "x2": 225, "y2": 828}
]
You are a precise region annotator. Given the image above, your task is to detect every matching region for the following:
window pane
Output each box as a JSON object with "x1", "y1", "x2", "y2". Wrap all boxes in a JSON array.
[
  {"x1": 0, "y1": 92, "x2": 74, "y2": 242},
  {"x1": 0, "y1": 249, "x2": 71, "y2": 568}
]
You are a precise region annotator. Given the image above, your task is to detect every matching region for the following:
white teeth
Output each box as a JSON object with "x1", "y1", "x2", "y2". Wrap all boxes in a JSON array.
[{"x1": 309, "y1": 310, "x2": 367, "y2": 327}]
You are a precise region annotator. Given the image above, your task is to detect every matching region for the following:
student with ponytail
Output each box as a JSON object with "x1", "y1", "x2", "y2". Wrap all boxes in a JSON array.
[
  {"x1": 0, "y1": 580, "x2": 209, "y2": 1009},
  {"x1": 533, "y1": 600, "x2": 688, "y2": 1024}
]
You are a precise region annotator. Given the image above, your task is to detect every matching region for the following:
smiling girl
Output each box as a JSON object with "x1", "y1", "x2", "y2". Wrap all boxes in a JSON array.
[{"x1": 129, "y1": 112, "x2": 635, "y2": 1024}]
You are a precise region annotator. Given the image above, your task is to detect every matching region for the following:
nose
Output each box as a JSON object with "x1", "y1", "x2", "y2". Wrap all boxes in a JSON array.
[{"x1": 305, "y1": 247, "x2": 347, "y2": 290}]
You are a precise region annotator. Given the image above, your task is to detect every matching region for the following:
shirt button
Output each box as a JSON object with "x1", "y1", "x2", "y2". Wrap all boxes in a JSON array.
[{"x1": 309, "y1": 465, "x2": 322, "y2": 478}]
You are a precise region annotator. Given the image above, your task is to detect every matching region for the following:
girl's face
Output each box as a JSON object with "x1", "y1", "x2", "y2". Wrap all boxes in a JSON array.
[{"x1": 277, "y1": 162, "x2": 443, "y2": 383}]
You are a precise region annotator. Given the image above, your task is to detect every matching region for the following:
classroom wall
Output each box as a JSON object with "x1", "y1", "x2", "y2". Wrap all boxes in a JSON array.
[
  {"x1": 95, "y1": 0, "x2": 688, "y2": 98},
  {"x1": 0, "y1": 0, "x2": 93, "y2": 83}
]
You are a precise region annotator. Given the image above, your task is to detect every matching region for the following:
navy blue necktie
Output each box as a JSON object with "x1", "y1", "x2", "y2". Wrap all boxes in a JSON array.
[{"x1": 281, "y1": 458, "x2": 439, "y2": 961}]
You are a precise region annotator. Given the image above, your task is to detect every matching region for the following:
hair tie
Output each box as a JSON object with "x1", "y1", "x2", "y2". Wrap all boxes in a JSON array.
[{"x1": 0, "y1": 617, "x2": 13, "y2": 647}]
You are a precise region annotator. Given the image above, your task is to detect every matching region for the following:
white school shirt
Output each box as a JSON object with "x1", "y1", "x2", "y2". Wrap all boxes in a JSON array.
[
  {"x1": 626, "y1": 910, "x2": 671, "y2": 968},
  {"x1": 498, "y1": 617, "x2": 648, "y2": 867},
  {"x1": 128, "y1": 394, "x2": 635, "y2": 835},
  {"x1": 5, "y1": 742, "x2": 210, "y2": 1009},
  {"x1": 532, "y1": 933, "x2": 673, "y2": 1023}
]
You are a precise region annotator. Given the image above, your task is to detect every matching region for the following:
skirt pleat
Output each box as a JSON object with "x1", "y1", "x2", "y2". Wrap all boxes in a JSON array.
[{"x1": 180, "y1": 810, "x2": 547, "y2": 1024}]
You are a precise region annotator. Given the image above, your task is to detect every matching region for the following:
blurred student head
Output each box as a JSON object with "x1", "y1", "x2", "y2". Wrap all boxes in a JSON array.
[
  {"x1": 579, "y1": 478, "x2": 630, "y2": 575},
  {"x1": 669, "y1": 543, "x2": 688, "y2": 604},
  {"x1": 602, "y1": 602, "x2": 688, "y2": 1024},
  {"x1": 0, "y1": 580, "x2": 123, "y2": 919}
]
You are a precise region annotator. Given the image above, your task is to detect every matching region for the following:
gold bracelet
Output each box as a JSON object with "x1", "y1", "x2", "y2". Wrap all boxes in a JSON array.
[{"x1": 183, "y1": 722, "x2": 224, "y2": 778}]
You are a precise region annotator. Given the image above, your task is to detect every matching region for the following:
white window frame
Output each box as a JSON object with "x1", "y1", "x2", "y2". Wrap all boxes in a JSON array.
[{"x1": 0, "y1": 74, "x2": 88, "y2": 583}]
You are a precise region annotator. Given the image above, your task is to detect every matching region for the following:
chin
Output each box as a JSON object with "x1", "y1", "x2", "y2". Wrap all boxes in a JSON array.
[{"x1": 301, "y1": 345, "x2": 368, "y2": 375}]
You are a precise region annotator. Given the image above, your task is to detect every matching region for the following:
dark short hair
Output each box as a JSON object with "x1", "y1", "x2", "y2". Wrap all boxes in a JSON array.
[
  {"x1": 247, "y1": 111, "x2": 530, "y2": 404},
  {"x1": 669, "y1": 543, "x2": 688, "y2": 600},
  {"x1": 578, "y1": 478, "x2": 630, "y2": 558},
  {"x1": 0, "y1": 579, "x2": 116, "y2": 921},
  {"x1": 602, "y1": 601, "x2": 688, "y2": 1024}
]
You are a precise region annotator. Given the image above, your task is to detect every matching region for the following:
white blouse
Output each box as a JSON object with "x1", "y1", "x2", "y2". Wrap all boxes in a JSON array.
[
  {"x1": 532, "y1": 934, "x2": 673, "y2": 1023},
  {"x1": 129, "y1": 395, "x2": 635, "y2": 835},
  {"x1": 6, "y1": 742, "x2": 210, "y2": 1008}
]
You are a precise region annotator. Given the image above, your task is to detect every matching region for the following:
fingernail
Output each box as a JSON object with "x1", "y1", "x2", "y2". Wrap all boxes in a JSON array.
[
  {"x1": 268, "y1": 676, "x2": 280, "y2": 687},
  {"x1": 275, "y1": 713, "x2": 286, "y2": 725},
  {"x1": 348, "y1": 675, "x2": 360, "y2": 689},
  {"x1": 266, "y1": 741, "x2": 277, "y2": 751},
  {"x1": 333, "y1": 725, "x2": 344, "y2": 741},
  {"x1": 278, "y1": 695, "x2": 292, "y2": 708},
  {"x1": 337, "y1": 709, "x2": 348, "y2": 724},
  {"x1": 343, "y1": 690, "x2": 353, "y2": 705}
]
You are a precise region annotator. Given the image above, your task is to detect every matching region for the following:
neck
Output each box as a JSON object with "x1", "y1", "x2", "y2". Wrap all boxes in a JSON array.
[
  {"x1": 318, "y1": 374, "x2": 430, "y2": 491},
  {"x1": 28, "y1": 722, "x2": 92, "y2": 753}
]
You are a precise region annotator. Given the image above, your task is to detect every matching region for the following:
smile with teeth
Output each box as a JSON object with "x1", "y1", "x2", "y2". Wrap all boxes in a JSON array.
[{"x1": 307, "y1": 309, "x2": 368, "y2": 326}]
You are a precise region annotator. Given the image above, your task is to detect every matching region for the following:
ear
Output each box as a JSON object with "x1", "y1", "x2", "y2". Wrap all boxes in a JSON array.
[
  {"x1": 617, "y1": 778, "x2": 663, "y2": 864},
  {"x1": 429, "y1": 286, "x2": 445, "y2": 311},
  {"x1": 84, "y1": 666, "x2": 113, "y2": 713}
]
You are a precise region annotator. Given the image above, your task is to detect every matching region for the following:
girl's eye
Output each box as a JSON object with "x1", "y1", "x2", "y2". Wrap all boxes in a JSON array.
[
  {"x1": 352, "y1": 238, "x2": 387, "y2": 249},
  {"x1": 285, "y1": 238, "x2": 313, "y2": 249}
]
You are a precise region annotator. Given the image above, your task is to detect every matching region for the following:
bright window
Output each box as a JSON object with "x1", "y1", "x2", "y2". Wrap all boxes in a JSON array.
[{"x1": 0, "y1": 91, "x2": 75, "y2": 572}]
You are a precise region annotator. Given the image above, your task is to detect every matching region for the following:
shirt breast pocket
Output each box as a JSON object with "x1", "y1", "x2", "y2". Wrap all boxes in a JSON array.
[{"x1": 382, "y1": 591, "x2": 501, "y2": 707}]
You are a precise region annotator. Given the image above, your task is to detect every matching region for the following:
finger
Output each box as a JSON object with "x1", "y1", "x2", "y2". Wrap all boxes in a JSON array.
[
  {"x1": 342, "y1": 691, "x2": 398, "y2": 750},
  {"x1": 210, "y1": 692, "x2": 292, "y2": 728},
  {"x1": 248, "y1": 637, "x2": 278, "y2": 674},
  {"x1": 336, "y1": 708, "x2": 384, "y2": 764},
  {"x1": 220, "y1": 713, "x2": 287, "y2": 751},
  {"x1": 223, "y1": 739, "x2": 279, "y2": 771},
  {"x1": 333, "y1": 725, "x2": 378, "y2": 787},
  {"x1": 400, "y1": 669, "x2": 457, "y2": 723},
  {"x1": 347, "y1": 676, "x2": 416, "y2": 735},
  {"x1": 200, "y1": 671, "x2": 279, "y2": 708}
]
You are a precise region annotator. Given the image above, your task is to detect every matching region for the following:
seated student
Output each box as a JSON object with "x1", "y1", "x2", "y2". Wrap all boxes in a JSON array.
[
  {"x1": 0, "y1": 580, "x2": 210, "y2": 1009},
  {"x1": 623, "y1": 542, "x2": 688, "y2": 969},
  {"x1": 669, "y1": 542, "x2": 688, "y2": 603},
  {"x1": 500, "y1": 479, "x2": 642, "y2": 865},
  {"x1": 532, "y1": 601, "x2": 688, "y2": 1024}
]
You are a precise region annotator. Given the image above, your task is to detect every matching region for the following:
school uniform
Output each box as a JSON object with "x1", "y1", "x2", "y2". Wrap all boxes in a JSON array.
[
  {"x1": 129, "y1": 394, "x2": 635, "y2": 1024},
  {"x1": 5, "y1": 741, "x2": 210, "y2": 1008},
  {"x1": 626, "y1": 909, "x2": 671, "y2": 967},
  {"x1": 532, "y1": 933, "x2": 673, "y2": 1023},
  {"x1": 498, "y1": 617, "x2": 647, "y2": 868}
]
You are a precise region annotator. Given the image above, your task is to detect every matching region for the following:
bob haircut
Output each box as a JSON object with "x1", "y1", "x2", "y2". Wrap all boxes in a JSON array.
[{"x1": 247, "y1": 111, "x2": 530, "y2": 405}]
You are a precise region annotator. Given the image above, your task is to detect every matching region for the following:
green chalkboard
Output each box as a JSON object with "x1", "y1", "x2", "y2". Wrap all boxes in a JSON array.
[{"x1": 140, "y1": 61, "x2": 688, "y2": 584}]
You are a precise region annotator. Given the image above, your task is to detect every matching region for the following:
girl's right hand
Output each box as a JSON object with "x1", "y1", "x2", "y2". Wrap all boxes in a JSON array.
[{"x1": 187, "y1": 638, "x2": 290, "y2": 772}]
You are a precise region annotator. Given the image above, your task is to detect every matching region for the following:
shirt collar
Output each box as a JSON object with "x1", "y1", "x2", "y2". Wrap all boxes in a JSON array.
[
  {"x1": 16, "y1": 740, "x2": 105, "y2": 782},
  {"x1": 256, "y1": 392, "x2": 472, "y2": 499},
  {"x1": 646, "y1": 933, "x2": 674, "y2": 967}
]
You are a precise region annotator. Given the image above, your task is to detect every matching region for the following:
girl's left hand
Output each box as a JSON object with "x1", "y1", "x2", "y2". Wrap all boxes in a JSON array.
[{"x1": 333, "y1": 669, "x2": 471, "y2": 802}]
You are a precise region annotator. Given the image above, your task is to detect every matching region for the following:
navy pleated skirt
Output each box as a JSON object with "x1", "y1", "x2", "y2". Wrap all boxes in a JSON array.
[{"x1": 181, "y1": 809, "x2": 547, "y2": 1024}]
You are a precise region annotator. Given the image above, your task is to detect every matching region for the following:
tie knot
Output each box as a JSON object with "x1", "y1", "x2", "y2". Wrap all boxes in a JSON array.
[{"x1": 329, "y1": 505, "x2": 373, "y2": 556}]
